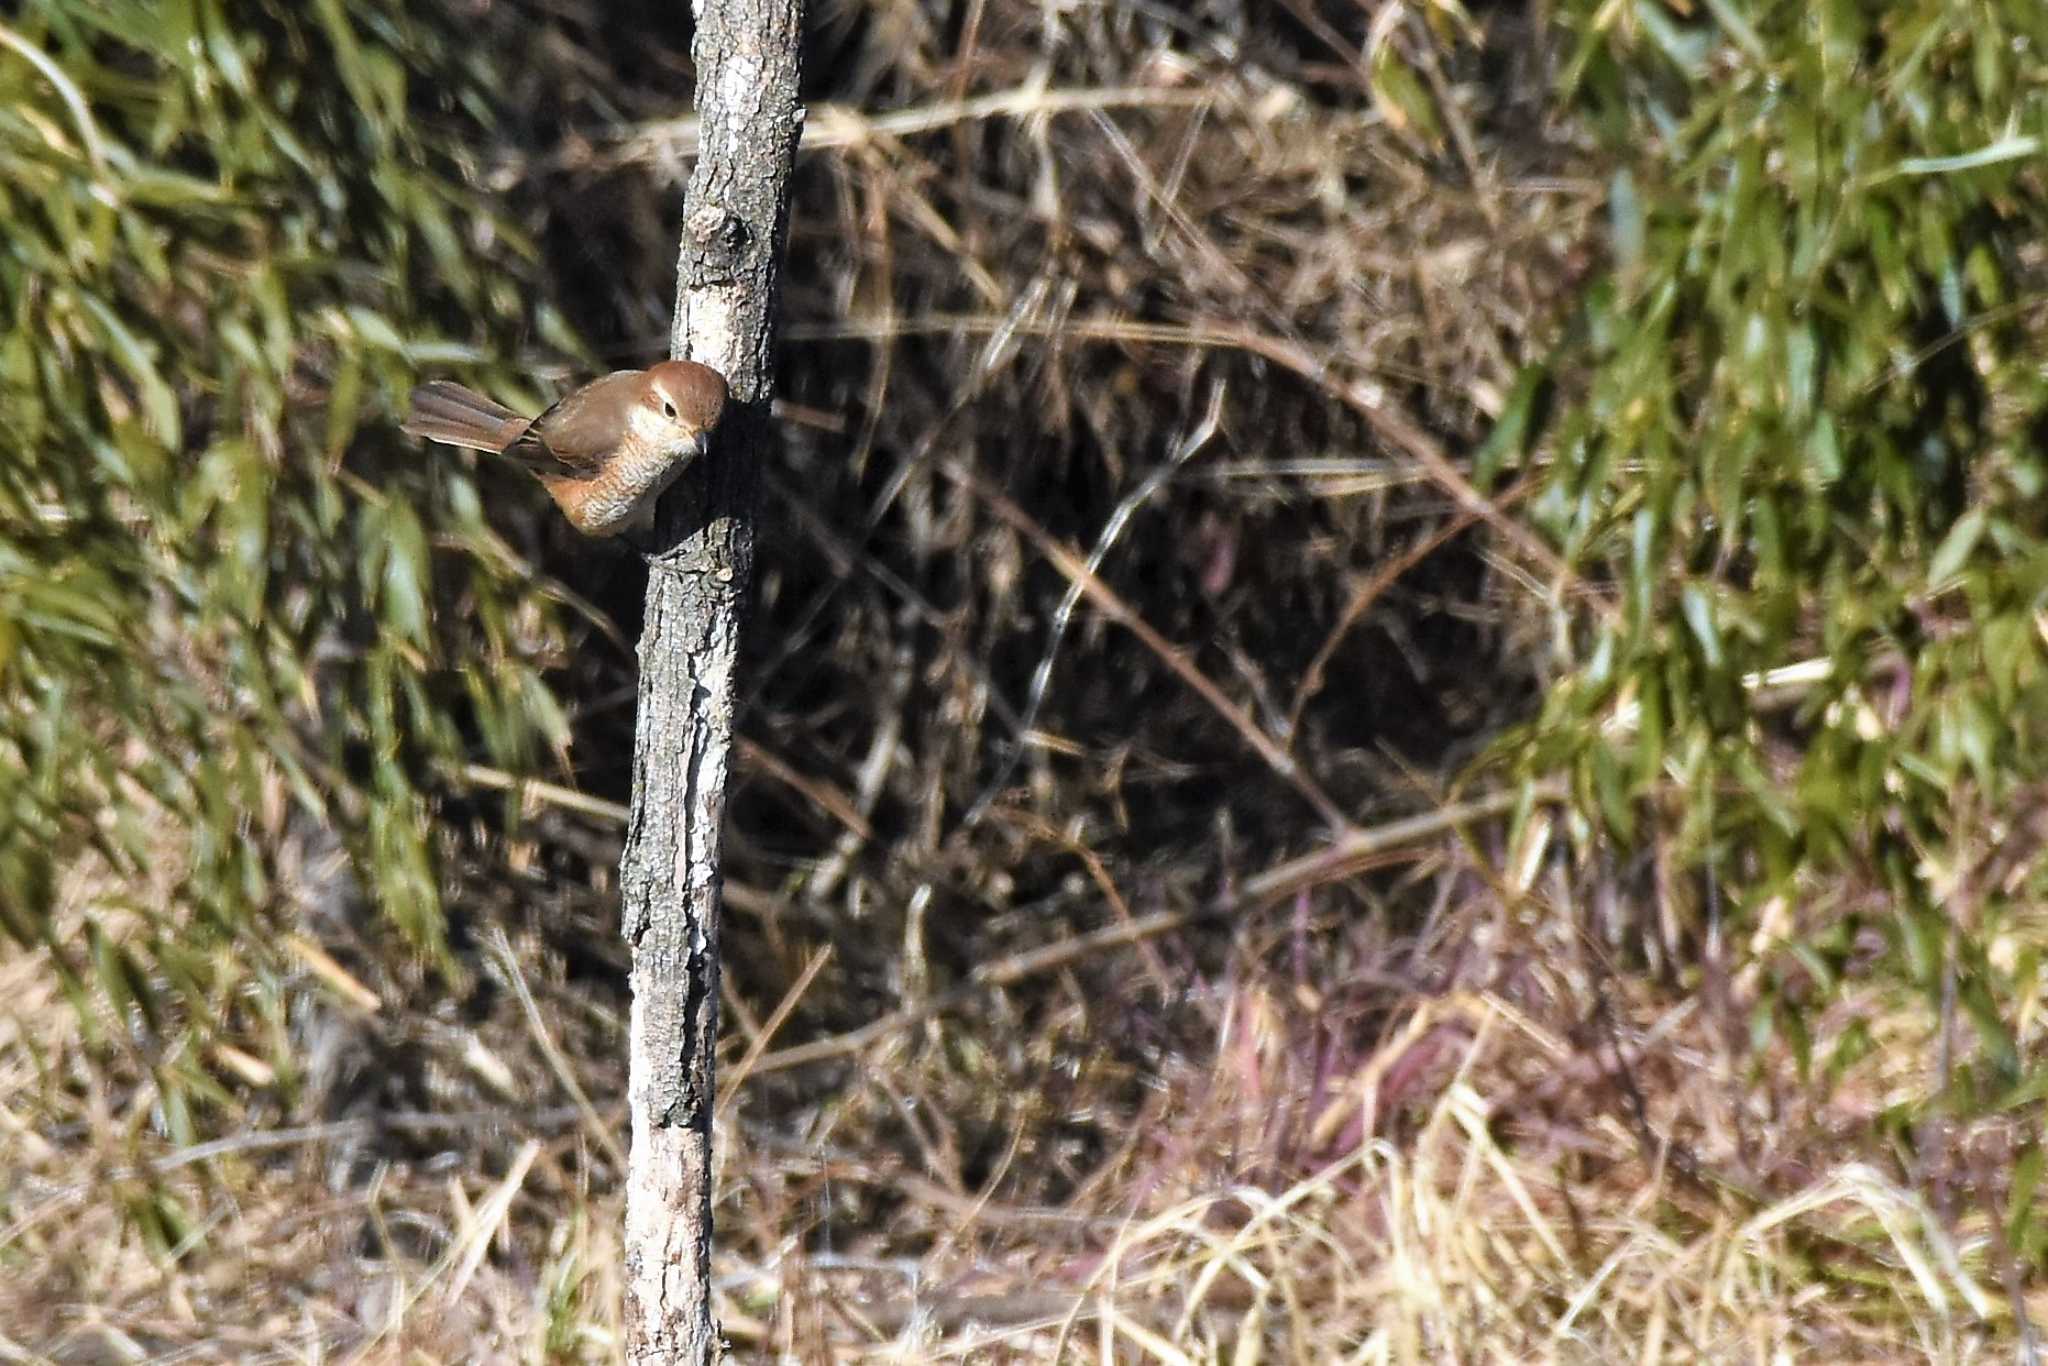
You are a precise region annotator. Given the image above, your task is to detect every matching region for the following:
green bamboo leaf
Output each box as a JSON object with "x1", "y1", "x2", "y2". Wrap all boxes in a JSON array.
[
  {"x1": 1897, "y1": 136, "x2": 2040, "y2": 177},
  {"x1": 76, "y1": 293, "x2": 181, "y2": 447},
  {"x1": 2008, "y1": 1146, "x2": 2044, "y2": 1245},
  {"x1": 1369, "y1": 47, "x2": 1443, "y2": 145},
  {"x1": 1471, "y1": 365, "x2": 1547, "y2": 491},
  {"x1": 1634, "y1": 8, "x2": 1711, "y2": 77},
  {"x1": 324, "y1": 352, "x2": 363, "y2": 462},
  {"x1": 1609, "y1": 169, "x2": 1644, "y2": 275},
  {"x1": 344, "y1": 306, "x2": 407, "y2": 356},
  {"x1": 1696, "y1": 0, "x2": 1767, "y2": 64},
  {"x1": 1680, "y1": 584, "x2": 1722, "y2": 668},
  {"x1": 518, "y1": 665, "x2": 572, "y2": 757},
  {"x1": 1748, "y1": 997, "x2": 1775, "y2": 1052},
  {"x1": 1927, "y1": 507, "x2": 1987, "y2": 587},
  {"x1": 1804, "y1": 415, "x2": 1841, "y2": 486},
  {"x1": 379, "y1": 501, "x2": 430, "y2": 645}
]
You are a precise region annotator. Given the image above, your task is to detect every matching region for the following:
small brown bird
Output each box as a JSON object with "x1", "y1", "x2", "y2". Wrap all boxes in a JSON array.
[{"x1": 402, "y1": 361, "x2": 729, "y2": 536}]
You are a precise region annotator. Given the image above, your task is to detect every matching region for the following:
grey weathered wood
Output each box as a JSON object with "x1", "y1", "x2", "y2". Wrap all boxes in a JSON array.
[{"x1": 618, "y1": 0, "x2": 804, "y2": 1358}]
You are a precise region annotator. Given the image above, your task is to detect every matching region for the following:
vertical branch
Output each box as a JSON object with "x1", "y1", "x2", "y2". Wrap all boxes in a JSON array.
[{"x1": 618, "y1": 0, "x2": 804, "y2": 1359}]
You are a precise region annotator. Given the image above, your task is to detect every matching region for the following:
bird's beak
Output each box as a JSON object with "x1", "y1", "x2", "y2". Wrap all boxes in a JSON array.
[{"x1": 691, "y1": 430, "x2": 712, "y2": 460}]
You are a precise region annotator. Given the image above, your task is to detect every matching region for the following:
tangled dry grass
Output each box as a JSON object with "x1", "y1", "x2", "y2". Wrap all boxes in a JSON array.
[
  {"x1": 10, "y1": 806, "x2": 2028, "y2": 1360},
  {"x1": 3, "y1": 0, "x2": 2036, "y2": 1361}
]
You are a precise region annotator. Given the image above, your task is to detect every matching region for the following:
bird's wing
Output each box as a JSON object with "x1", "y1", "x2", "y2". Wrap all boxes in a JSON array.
[{"x1": 507, "y1": 370, "x2": 645, "y2": 476}]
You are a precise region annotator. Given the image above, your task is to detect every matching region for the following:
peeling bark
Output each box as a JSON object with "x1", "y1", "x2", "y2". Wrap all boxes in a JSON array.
[{"x1": 618, "y1": 0, "x2": 804, "y2": 1358}]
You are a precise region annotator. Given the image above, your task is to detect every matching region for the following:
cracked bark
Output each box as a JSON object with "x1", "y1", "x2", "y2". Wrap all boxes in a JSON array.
[{"x1": 618, "y1": 0, "x2": 804, "y2": 1359}]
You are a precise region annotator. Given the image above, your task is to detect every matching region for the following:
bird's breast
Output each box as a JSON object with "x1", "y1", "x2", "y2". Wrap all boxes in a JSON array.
[{"x1": 544, "y1": 438, "x2": 694, "y2": 536}]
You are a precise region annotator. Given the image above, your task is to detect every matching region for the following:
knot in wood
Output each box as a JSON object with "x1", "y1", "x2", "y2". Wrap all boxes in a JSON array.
[{"x1": 687, "y1": 202, "x2": 747, "y2": 266}]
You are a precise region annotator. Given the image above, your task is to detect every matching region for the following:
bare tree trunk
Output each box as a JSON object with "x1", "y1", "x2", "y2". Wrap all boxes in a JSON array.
[{"x1": 618, "y1": 0, "x2": 804, "y2": 1358}]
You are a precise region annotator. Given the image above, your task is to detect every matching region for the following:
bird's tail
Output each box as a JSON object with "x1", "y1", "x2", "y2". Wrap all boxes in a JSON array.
[{"x1": 401, "y1": 382, "x2": 529, "y2": 453}]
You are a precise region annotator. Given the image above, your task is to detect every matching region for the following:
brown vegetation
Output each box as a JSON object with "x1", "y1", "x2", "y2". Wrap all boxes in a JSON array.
[{"x1": 4, "y1": 0, "x2": 2042, "y2": 1360}]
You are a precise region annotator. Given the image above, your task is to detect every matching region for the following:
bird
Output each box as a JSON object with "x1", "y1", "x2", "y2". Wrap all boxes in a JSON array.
[{"x1": 401, "y1": 361, "x2": 729, "y2": 537}]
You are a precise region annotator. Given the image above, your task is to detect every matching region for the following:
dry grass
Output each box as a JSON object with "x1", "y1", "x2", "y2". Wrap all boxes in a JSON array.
[
  {"x1": 5, "y1": 811, "x2": 2026, "y2": 1361},
  {"x1": 3, "y1": 0, "x2": 2041, "y2": 1361}
]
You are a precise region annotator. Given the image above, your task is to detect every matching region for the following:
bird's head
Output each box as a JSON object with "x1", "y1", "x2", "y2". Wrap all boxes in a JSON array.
[{"x1": 633, "y1": 359, "x2": 729, "y2": 461}]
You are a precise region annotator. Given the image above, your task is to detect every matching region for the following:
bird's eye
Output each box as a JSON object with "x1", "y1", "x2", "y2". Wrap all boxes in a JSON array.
[{"x1": 663, "y1": 401, "x2": 678, "y2": 419}]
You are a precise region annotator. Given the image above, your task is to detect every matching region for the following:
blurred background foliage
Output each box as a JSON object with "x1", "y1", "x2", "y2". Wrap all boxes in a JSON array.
[
  {"x1": 5, "y1": 0, "x2": 2048, "y2": 1353},
  {"x1": 0, "y1": 0, "x2": 581, "y2": 1104},
  {"x1": 1518, "y1": 0, "x2": 2048, "y2": 1123}
]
